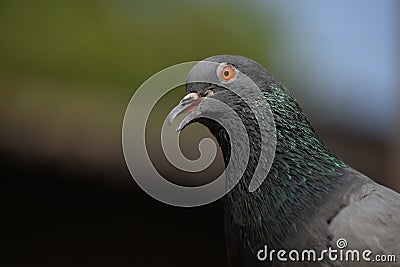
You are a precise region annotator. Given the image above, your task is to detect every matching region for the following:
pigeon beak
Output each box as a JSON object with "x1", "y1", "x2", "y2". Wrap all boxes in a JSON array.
[{"x1": 167, "y1": 92, "x2": 203, "y2": 131}]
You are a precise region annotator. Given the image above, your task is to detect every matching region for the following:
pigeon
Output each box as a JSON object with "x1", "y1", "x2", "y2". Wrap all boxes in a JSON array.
[{"x1": 167, "y1": 55, "x2": 400, "y2": 266}]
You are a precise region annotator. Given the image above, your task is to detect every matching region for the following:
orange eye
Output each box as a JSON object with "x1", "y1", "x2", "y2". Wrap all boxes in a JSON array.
[{"x1": 221, "y1": 65, "x2": 235, "y2": 81}]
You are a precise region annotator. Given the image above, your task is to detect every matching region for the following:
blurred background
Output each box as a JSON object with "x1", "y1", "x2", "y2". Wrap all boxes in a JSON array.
[{"x1": 1, "y1": 1, "x2": 399, "y2": 266}]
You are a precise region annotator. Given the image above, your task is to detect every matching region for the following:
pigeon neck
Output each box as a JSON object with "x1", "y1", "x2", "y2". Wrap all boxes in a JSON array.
[{"x1": 215, "y1": 84, "x2": 347, "y2": 250}]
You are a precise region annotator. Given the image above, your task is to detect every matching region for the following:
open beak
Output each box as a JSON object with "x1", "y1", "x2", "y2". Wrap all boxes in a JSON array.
[{"x1": 167, "y1": 92, "x2": 203, "y2": 132}]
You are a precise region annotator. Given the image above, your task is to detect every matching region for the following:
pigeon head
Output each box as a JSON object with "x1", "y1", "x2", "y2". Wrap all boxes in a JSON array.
[{"x1": 167, "y1": 55, "x2": 277, "y2": 133}]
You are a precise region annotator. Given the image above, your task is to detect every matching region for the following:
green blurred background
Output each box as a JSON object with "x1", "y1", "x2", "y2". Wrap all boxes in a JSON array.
[{"x1": 1, "y1": 1, "x2": 399, "y2": 266}]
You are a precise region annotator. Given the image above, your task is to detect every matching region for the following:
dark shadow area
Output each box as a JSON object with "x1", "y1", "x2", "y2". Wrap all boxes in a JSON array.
[{"x1": 1, "y1": 153, "x2": 228, "y2": 267}]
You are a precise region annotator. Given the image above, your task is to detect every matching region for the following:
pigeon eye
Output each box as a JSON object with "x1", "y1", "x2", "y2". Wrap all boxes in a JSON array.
[{"x1": 221, "y1": 66, "x2": 235, "y2": 81}]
